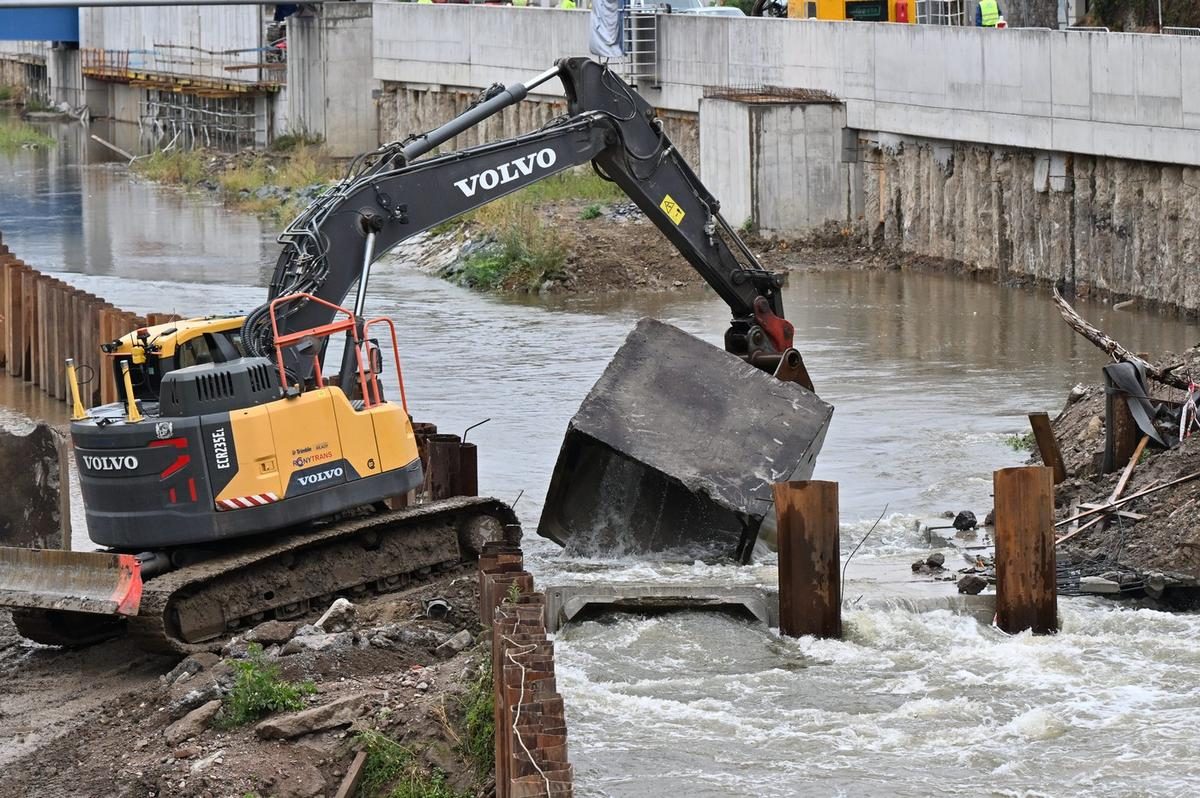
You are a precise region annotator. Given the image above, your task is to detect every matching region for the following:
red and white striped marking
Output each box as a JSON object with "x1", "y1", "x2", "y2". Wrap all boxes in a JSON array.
[{"x1": 216, "y1": 492, "x2": 280, "y2": 511}]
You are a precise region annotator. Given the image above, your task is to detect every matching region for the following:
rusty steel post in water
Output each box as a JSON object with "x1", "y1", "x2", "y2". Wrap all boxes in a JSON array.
[
  {"x1": 772, "y1": 480, "x2": 841, "y2": 639},
  {"x1": 458, "y1": 441, "x2": 478, "y2": 497},
  {"x1": 426, "y1": 433, "x2": 463, "y2": 501},
  {"x1": 994, "y1": 466, "x2": 1058, "y2": 635}
]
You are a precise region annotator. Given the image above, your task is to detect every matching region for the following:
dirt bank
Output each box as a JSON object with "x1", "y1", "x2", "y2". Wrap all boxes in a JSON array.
[
  {"x1": 0, "y1": 571, "x2": 495, "y2": 798},
  {"x1": 1041, "y1": 347, "x2": 1200, "y2": 590}
]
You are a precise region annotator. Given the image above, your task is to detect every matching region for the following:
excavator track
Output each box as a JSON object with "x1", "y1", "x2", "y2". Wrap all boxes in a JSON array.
[{"x1": 13, "y1": 498, "x2": 516, "y2": 654}]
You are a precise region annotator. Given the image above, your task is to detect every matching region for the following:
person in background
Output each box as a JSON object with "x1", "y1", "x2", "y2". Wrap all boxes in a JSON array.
[
  {"x1": 976, "y1": 0, "x2": 1001, "y2": 26},
  {"x1": 560, "y1": 0, "x2": 577, "y2": 8}
]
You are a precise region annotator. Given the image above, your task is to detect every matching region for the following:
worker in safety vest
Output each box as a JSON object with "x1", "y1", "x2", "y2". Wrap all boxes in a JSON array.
[
  {"x1": 560, "y1": 0, "x2": 577, "y2": 8},
  {"x1": 976, "y1": 0, "x2": 1001, "y2": 26},
  {"x1": 513, "y1": 0, "x2": 528, "y2": 6},
  {"x1": 417, "y1": 0, "x2": 433, "y2": 4}
]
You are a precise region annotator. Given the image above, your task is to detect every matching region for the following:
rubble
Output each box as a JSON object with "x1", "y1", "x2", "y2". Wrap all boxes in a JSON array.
[
  {"x1": 254, "y1": 693, "x2": 375, "y2": 740},
  {"x1": 314, "y1": 597, "x2": 356, "y2": 633},
  {"x1": 0, "y1": 568, "x2": 494, "y2": 797},
  {"x1": 957, "y1": 574, "x2": 989, "y2": 595}
]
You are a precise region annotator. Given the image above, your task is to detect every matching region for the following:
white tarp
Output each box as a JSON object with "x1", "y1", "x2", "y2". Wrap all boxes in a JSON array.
[{"x1": 589, "y1": 0, "x2": 624, "y2": 59}]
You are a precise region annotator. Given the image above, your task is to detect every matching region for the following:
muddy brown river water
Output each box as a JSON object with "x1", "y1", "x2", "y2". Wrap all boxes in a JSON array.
[{"x1": 4, "y1": 117, "x2": 1200, "y2": 797}]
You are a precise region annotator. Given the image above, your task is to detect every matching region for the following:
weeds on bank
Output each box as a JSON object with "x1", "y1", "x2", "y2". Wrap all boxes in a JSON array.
[
  {"x1": 214, "y1": 643, "x2": 316, "y2": 728},
  {"x1": 580, "y1": 203, "x2": 603, "y2": 220},
  {"x1": 354, "y1": 730, "x2": 467, "y2": 798},
  {"x1": 0, "y1": 119, "x2": 55, "y2": 152},
  {"x1": 271, "y1": 130, "x2": 324, "y2": 152},
  {"x1": 1004, "y1": 432, "x2": 1034, "y2": 451},
  {"x1": 0, "y1": 85, "x2": 14, "y2": 102},
  {"x1": 133, "y1": 144, "x2": 338, "y2": 223},
  {"x1": 460, "y1": 203, "x2": 568, "y2": 291},
  {"x1": 460, "y1": 666, "x2": 495, "y2": 776}
]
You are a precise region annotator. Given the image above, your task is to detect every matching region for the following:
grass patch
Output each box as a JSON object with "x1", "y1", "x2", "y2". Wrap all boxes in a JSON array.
[
  {"x1": 0, "y1": 119, "x2": 54, "y2": 153},
  {"x1": 459, "y1": 210, "x2": 567, "y2": 291},
  {"x1": 580, "y1": 203, "x2": 603, "y2": 220},
  {"x1": 354, "y1": 730, "x2": 466, "y2": 798},
  {"x1": 136, "y1": 148, "x2": 209, "y2": 184},
  {"x1": 215, "y1": 643, "x2": 316, "y2": 728},
  {"x1": 1003, "y1": 432, "x2": 1034, "y2": 452},
  {"x1": 0, "y1": 85, "x2": 14, "y2": 102},
  {"x1": 513, "y1": 168, "x2": 622, "y2": 204},
  {"x1": 271, "y1": 130, "x2": 324, "y2": 152},
  {"x1": 24, "y1": 96, "x2": 53, "y2": 113},
  {"x1": 460, "y1": 666, "x2": 494, "y2": 776}
]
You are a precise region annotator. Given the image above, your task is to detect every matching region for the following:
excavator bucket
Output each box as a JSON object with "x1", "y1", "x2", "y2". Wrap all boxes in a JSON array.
[
  {"x1": 538, "y1": 318, "x2": 833, "y2": 563},
  {"x1": 0, "y1": 548, "x2": 143, "y2": 616}
]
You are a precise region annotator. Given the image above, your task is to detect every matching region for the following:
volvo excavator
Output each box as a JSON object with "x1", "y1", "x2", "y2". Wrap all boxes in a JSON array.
[{"x1": 0, "y1": 58, "x2": 823, "y2": 653}]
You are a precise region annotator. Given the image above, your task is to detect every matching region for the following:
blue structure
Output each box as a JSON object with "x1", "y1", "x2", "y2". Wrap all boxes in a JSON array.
[{"x1": 0, "y1": 8, "x2": 80, "y2": 42}]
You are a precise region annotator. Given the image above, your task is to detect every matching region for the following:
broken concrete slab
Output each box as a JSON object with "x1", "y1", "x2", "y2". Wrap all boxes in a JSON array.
[
  {"x1": 0, "y1": 420, "x2": 71, "y2": 549},
  {"x1": 255, "y1": 692, "x2": 375, "y2": 740},
  {"x1": 538, "y1": 318, "x2": 833, "y2": 563}
]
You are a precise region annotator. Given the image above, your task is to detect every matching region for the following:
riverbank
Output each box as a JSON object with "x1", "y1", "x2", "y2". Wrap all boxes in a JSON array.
[
  {"x1": 1041, "y1": 343, "x2": 1200, "y2": 597},
  {"x1": 0, "y1": 571, "x2": 495, "y2": 798}
]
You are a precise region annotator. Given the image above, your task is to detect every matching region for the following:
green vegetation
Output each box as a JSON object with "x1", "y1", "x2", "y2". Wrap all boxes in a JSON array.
[
  {"x1": 354, "y1": 730, "x2": 467, "y2": 798},
  {"x1": 1003, "y1": 432, "x2": 1035, "y2": 452},
  {"x1": 0, "y1": 119, "x2": 55, "y2": 153},
  {"x1": 271, "y1": 130, "x2": 325, "y2": 152},
  {"x1": 0, "y1": 85, "x2": 14, "y2": 103},
  {"x1": 215, "y1": 643, "x2": 316, "y2": 728},
  {"x1": 23, "y1": 96, "x2": 53, "y2": 113},
  {"x1": 458, "y1": 207, "x2": 567, "y2": 292},
  {"x1": 133, "y1": 145, "x2": 339, "y2": 223},
  {"x1": 580, "y1": 203, "x2": 603, "y2": 220},
  {"x1": 460, "y1": 666, "x2": 494, "y2": 776}
]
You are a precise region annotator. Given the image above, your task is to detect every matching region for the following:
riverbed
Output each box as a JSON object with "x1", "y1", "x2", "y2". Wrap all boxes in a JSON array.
[{"x1": 4, "y1": 117, "x2": 1200, "y2": 796}]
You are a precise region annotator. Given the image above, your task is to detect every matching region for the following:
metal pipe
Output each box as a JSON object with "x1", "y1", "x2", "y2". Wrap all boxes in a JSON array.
[
  {"x1": 399, "y1": 64, "x2": 562, "y2": 163},
  {"x1": 352, "y1": 230, "x2": 377, "y2": 320},
  {"x1": 338, "y1": 229, "x2": 376, "y2": 391}
]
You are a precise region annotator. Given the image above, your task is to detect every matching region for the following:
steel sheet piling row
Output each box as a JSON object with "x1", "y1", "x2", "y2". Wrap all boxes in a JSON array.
[
  {"x1": 0, "y1": 234, "x2": 168, "y2": 409},
  {"x1": 479, "y1": 544, "x2": 574, "y2": 798}
]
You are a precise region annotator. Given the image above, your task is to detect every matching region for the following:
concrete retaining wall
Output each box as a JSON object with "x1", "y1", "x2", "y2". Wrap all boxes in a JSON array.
[
  {"x1": 374, "y1": 6, "x2": 1200, "y2": 169},
  {"x1": 861, "y1": 135, "x2": 1200, "y2": 311}
]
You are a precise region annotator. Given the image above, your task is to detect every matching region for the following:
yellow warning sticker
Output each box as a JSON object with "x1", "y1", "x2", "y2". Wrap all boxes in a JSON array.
[{"x1": 660, "y1": 194, "x2": 686, "y2": 225}]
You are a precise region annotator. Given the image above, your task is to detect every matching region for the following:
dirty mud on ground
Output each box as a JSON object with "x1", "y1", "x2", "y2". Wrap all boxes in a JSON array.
[
  {"x1": 0, "y1": 572, "x2": 494, "y2": 798},
  {"x1": 1040, "y1": 347, "x2": 1200, "y2": 589}
]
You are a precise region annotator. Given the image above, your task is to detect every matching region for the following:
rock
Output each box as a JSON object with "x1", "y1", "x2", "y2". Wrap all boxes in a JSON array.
[
  {"x1": 926, "y1": 552, "x2": 945, "y2": 569},
  {"x1": 294, "y1": 623, "x2": 322, "y2": 637},
  {"x1": 952, "y1": 511, "x2": 977, "y2": 531},
  {"x1": 957, "y1": 574, "x2": 989, "y2": 595},
  {"x1": 315, "y1": 598, "x2": 356, "y2": 633},
  {"x1": 189, "y1": 749, "x2": 223, "y2": 774},
  {"x1": 163, "y1": 653, "x2": 220, "y2": 686},
  {"x1": 172, "y1": 746, "x2": 201, "y2": 760},
  {"x1": 168, "y1": 684, "x2": 223, "y2": 719},
  {"x1": 255, "y1": 693, "x2": 374, "y2": 740},
  {"x1": 246, "y1": 620, "x2": 298, "y2": 645},
  {"x1": 164, "y1": 699, "x2": 222, "y2": 746},
  {"x1": 983, "y1": 508, "x2": 995, "y2": 527},
  {"x1": 281, "y1": 631, "x2": 354, "y2": 656},
  {"x1": 1068, "y1": 383, "x2": 1087, "y2": 404},
  {"x1": 435, "y1": 629, "x2": 473, "y2": 656},
  {"x1": 1085, "y1": 416, "x2": 1103, "y2": 438},
  {"x1": 273, "y1": 763, "x2": 327, "y2": 798},
  {"x1": 0, "y1": 422, "x2": 69, "y2": 549},
  {"x1": 911, "y1": 559, "x2": 926, "y2": 573}
]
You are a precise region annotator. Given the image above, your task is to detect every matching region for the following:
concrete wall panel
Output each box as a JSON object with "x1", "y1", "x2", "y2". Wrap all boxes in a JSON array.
[{"x1": 371, "y1": 6, "x2": 1200, "y2": 167}]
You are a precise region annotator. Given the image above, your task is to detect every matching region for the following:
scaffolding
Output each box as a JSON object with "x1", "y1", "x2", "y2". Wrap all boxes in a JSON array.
[{"x1": 137, "y1": 90, "x2": 259, "y2": 151}]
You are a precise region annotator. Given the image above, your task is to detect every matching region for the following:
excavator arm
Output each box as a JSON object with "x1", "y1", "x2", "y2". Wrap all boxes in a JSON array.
[{"x1": 246, "y1": 58, "x2": 796, "y2": 382}]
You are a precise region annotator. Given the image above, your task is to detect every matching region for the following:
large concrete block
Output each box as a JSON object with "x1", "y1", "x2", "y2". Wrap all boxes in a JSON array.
[
  {"x1": 538, "y1": 319, "x2": 833, "y2": 563},
  {"x1": 0, "y1": 419, "x2": 70, "y2": 550}
]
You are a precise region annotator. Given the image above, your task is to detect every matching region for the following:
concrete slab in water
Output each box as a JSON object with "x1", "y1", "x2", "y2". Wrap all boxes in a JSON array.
[{"x1": 538, "y1": 318, "x2": 833, "y2": 563}]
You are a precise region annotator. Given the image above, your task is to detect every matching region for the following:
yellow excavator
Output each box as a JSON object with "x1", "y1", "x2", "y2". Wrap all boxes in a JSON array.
[{"x1": 0, "y1": 58, "x2": 828, "y2": 652}]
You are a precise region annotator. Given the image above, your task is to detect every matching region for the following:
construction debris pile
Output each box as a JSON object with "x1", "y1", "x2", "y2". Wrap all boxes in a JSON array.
[
  {"x1": 0, "y1": 573, "x2": 495, "y2": 798},
  {"x1": 1039, "y1": 350, "x2": 1200, "y2": 604}
]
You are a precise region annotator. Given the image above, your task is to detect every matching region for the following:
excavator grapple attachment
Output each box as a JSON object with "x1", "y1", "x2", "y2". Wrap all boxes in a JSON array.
[
  {"x1": 0, "y1": 548, "x2": 142, "y2": 616},
  {"x1": 538, "y1": 319, "x2": 833, "y2": 563}
]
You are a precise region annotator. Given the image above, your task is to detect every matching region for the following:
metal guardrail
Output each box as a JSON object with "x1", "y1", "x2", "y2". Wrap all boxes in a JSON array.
[
  {"x1": 1067, "y1": 25, "x2": 1110, "y2": 32},
  {"x1": 1163, "y1": 26, "x2": 1200, "y2": 36}
]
